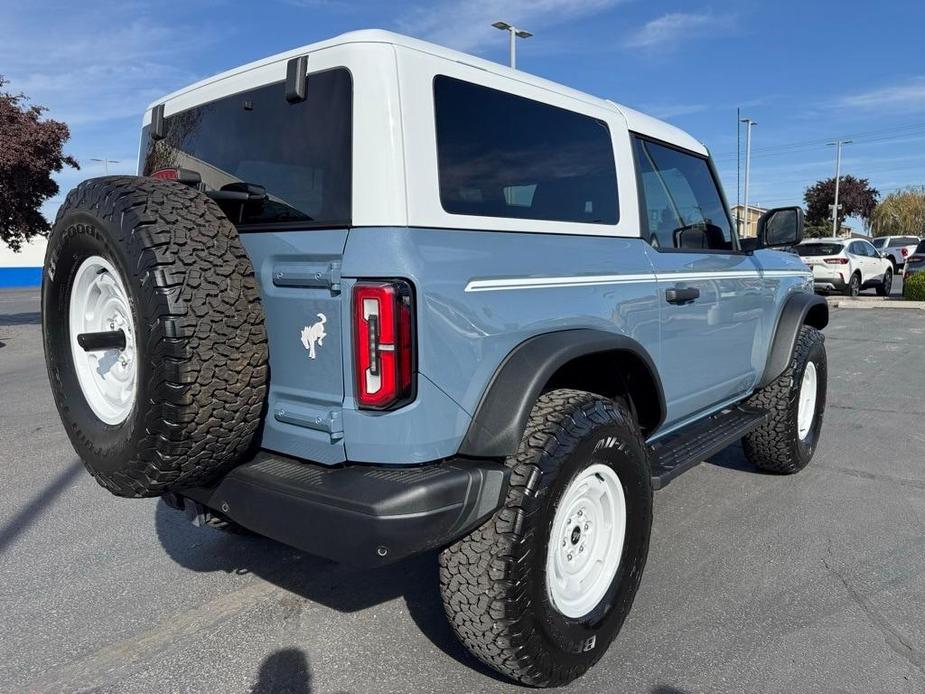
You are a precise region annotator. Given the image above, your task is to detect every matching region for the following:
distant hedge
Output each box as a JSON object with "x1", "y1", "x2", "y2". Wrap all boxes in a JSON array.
[{"x1": 904, "y1": 272, "x2": 925, "y2": 301}]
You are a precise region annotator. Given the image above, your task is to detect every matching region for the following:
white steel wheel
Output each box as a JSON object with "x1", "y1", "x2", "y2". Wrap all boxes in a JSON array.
[
  {"x1": 546, "y1": 463, "x2": 627, "y2": 619},
  {"x1": 68, "y1": 256, "x2": 137, "y2": 425},
  {"x1": 797, "y1": 361, "x2": 818, "y2": 440}
]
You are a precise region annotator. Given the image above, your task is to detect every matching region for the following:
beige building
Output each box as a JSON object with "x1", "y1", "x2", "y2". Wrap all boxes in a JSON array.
[{"x1": 729, "y1": 204, "x2": 766, "y2": 238}]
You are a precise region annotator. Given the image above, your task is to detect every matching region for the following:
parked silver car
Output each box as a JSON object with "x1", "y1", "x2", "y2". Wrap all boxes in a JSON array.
[{"x1": 903, "y1": 240, "x2": 925, "y2": 285}]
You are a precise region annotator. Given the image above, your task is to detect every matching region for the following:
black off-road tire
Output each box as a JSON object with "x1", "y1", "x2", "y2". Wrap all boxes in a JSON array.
[
  {"x1": 439, "y1": 389, "x2": 652, "y2": 687},
  {"x1": 43, "y1": 176, "x2": 268, "y2": 497},
  {"x1": 742, "y1": 325, "x2": 826, "y2": 474}
]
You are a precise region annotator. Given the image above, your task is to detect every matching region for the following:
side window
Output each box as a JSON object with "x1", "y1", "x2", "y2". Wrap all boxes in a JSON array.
[
  {"x1": 633, "y1": 136, "x2": 734, "y2": 251},
  {"x1": 847, "y1": 242, "x2": 861, "y2": 255},
  {"x1": 433, "y1": 76, "x2": 618, "y2": 224},
  {"x1": 863, "y1": 242, "x2": 879, "y2": 257}
]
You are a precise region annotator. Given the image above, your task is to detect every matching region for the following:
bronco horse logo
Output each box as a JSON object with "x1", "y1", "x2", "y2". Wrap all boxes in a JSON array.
[{"x1": 300, "y1": 313, "x2": 327, "y2": 359}]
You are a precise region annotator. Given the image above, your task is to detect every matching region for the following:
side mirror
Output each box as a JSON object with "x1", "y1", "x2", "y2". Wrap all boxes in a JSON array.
[{"x1": 757, "y1": 206, "x2": 804, "y2": 249}]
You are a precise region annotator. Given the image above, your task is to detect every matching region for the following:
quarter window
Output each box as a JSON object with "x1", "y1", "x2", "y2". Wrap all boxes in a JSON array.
[
  {"x1": 433, "y1": 76, "x2": 618, "y2": 224},
  {"x1": 633, "y1": 136, "x2": 734, "y2": 251}
]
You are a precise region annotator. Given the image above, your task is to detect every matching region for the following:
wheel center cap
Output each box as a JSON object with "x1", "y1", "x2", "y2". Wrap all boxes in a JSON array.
[{"x1": 570, "y1": 526, "x2": 581, "y2": 545}]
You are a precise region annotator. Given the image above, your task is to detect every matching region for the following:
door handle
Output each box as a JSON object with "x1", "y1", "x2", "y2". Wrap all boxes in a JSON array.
[{"x1": 665, "y1": 286, "x2": 700, "y2": 305}]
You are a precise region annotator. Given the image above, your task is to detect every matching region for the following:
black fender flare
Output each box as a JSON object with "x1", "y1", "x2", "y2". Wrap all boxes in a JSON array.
[
  {"x1": 756, "y1": 292, "x2": 829, "y2": 389},
  {"x1": 458, "y1": 329, "x2": 666, "y2": 458}
]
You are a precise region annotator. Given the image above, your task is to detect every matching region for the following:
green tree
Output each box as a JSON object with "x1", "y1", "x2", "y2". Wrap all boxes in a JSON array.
[
  {"x1": 802, "y1": 221, "x2": 833, "y2": 239},
  {"x1": 0, "y1": 76, "x2": 78, "y2": 251},
  {"x1": 871, "y1": 187, "x2": 925, "y2": 237},
  {"x1": 803, "y1": 175, "x2": 879, "y2": 234}
]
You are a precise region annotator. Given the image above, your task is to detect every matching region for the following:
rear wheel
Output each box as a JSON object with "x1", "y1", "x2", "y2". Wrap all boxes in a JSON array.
[
  {"x1": 439, "y1": 389, "x2": 652, "y2": 687},
  {"x1": 43, "y1": 176, "x2": 268, "y2": 497},
  {"x1": 876, "y1": 268, "x2": 893, "y2": 296},
  {"x1": 847, "y1": 272, "x2": 861, "y2": 297}
]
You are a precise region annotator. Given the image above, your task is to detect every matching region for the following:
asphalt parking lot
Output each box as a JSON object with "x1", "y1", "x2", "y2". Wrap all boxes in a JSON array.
[{"x1": 2, "y1": 286, "x2": 924, "y2": 694}]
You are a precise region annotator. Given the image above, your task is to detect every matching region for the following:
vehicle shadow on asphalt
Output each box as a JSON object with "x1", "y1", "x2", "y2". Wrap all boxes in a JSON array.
[
  {"x1": 0, "y1": 459, "x2": 84, "y2": 555},
  {"x1": 0, "y1": 311, "x2": 42, "y2": 326},
  {"x1": 154, "y1": 500, "x2": 507, "y2": 685},
  {"x1": 703, "y1": 442, "x2": 773, "y2": 475}
]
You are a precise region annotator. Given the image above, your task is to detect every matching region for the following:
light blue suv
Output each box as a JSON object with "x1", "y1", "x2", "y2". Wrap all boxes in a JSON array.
[{"x1": 41, "y1": 31, "x2": 828, "y2": 688}]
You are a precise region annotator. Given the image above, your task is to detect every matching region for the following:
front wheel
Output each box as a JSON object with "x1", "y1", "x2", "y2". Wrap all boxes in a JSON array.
[
  {"x1": 742, "y1": 325, "x2": 827, "y2": 474},
  {"x1": 439, "y1": 390, "x2": 652, "y2": 687}
]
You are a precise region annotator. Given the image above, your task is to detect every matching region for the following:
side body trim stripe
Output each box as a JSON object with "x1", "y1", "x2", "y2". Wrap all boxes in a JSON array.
[{"x1": 465, "y1": 269, "x2": 811, "y2": 293}]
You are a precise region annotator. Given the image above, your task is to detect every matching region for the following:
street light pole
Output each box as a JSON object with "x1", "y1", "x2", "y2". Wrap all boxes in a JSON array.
[
  {"x1": 740, "y1": 118, "x2": 756, "y2": 238},
  {"x1": 492, "y1": 21, "x2": 533, "y2": 69},
  {"x1": 91, "y1": 158, "x2": 119, "y2": 175},
  {"x1": 828, "y1": 139, "x2": 852, "y2": 237}
]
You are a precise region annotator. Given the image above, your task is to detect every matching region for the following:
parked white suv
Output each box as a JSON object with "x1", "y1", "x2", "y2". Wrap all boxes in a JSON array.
[
  {"x1": 871, "y1": 235, "x2": 920, "y2": 271},
  {"x1": 797, "y1": 237, "x2": 893, "y2": 296}
]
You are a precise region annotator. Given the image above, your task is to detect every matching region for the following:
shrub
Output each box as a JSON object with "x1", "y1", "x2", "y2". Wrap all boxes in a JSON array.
[{"x1": 904, "y1": 272, "x2": 925, "y2": 301}]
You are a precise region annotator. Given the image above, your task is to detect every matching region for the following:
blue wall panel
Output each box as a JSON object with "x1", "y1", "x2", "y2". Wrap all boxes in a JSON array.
[{"x1": 0, "y1": 267, "x2": 42, "y2": 288}]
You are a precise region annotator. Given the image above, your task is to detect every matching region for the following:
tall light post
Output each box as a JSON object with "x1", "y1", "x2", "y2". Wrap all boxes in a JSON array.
[
  {"x1": 827, "y1": 139, "x2": 852, "y2": 237},
  {"x1": 91, "y1": 158, "x2": 119, "y2": 175},
  {"x1": 740, "y1": 118, "x2": 757, "y2": 238},
  {"x1": 492, "y1": 21, "x2": 532, "y2": 69}
]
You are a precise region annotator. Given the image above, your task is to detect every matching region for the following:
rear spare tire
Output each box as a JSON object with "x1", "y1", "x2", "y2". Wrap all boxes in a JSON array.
[{"x1": 42, "y1": 176, "x2": 268, "y2": 497}]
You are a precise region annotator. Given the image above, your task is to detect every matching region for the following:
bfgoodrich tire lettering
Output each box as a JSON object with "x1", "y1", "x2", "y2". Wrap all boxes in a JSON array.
[
  {"x1": 43, "y1": 176, "x2": 268, "y2": 497},
  {"x1": 439, "y1": 389, "x2": 652, "y2": 687},
  {"x1": 742, "y1": 325, "x2": 827, "y2": 474}
]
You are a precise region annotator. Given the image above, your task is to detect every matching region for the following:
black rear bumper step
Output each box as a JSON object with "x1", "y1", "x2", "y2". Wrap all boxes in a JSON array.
[
  {"x1": 649, "y1": 406, "x2": 768, "y2": 490},
  {"x1": 173, "y1": 452, "x2": 509, "y2": 567}
]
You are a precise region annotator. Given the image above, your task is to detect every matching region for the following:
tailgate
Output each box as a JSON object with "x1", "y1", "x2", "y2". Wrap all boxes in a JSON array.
[{"x1": 240, "y1": 230, "x2": 348, "y2": 464}]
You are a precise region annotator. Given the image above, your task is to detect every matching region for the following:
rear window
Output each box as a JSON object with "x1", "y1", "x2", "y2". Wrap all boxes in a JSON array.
[
  {"x1": 140, "y1": 67, "x2": 352, "y2": 227},
  {"x1": 797, "y1": 243, "x2": 843, "y2": 256},
  {"x1": 916, "y1": 241, "x2": 925, "y2": 253},
  {"x1": 433, "y1": 75, "x2": 618, "y2": 224},
  {"x1": 872, "y1": 238, "x2": 886, "y2": 249}
]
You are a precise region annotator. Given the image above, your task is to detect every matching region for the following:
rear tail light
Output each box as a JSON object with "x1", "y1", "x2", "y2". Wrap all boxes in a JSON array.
[
  {"x1": 824, "y1": 257, "x2": 849, "y2": 264},
  {"x1": 353, "y1": 280, "x2": 415, "y2": 409},
  {"x1": 902, "y1": 247, "x2": 910, "y2": 258}
]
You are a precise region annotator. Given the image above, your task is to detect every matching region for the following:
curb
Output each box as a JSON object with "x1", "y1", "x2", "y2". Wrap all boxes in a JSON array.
[{"x1": 828, "y1": 297, "x2": 925, "y2": 311}]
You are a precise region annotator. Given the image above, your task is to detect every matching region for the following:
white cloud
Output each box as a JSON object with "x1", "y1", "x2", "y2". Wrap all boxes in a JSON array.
[
  {"x1": 0, "y1": 8, "x2": 217, "y2": 126},
  {"x1": 624, "y1": 11, "x2": 733, "y2": 49},
  {"x1": 838, "y1": 79, "x2": 925, "y2": 112},
  {"x1": 397, "y1": 0, "x2": 624, "y2": 54}
]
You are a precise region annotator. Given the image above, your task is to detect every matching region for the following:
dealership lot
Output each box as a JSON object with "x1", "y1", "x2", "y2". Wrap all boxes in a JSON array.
[{"x1": 1, "y1": 287, "x2": 924, "y2": 694}]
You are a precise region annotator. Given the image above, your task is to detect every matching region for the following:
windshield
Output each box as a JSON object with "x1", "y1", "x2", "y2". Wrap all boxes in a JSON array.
[
  {"x1": 797, "y1": 243, "x2": 843, "y2": 256},
  {"x1": 916, "y1": 241, "x2": 925, "y2": 254}
]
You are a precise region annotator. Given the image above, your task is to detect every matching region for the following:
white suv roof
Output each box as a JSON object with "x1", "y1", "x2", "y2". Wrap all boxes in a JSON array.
[{"x1": 146, "y1": 29, "x2": 707, "y2": 156}]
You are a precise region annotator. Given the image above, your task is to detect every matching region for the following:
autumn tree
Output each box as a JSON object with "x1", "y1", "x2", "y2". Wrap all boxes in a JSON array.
[
  {"x1": 870, "y1": 187, "x2": 925, "y2": 237},
  {"x1": 0, "y1": 76, "x2": 78, "y2": 250},
  {"x1": 803, "y1": 175, "x2": 879, "y2": 234}
]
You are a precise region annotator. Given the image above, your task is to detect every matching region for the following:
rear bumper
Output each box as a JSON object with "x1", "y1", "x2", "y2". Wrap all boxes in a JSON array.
[
  {"x1": 810, "y1": 265, "x2": 848, "y2": 292},
  {"x1": 813, "y1": 279, "x2": 847, "y2": 292},
  {"x1": 168, "y1": 452, "x2": 509, "y2": 567}
]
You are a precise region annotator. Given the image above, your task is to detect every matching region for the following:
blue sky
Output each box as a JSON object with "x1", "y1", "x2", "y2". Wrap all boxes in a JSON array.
[{"x1": 3, "y1": 0, "x2": 925, "y2": 231}]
